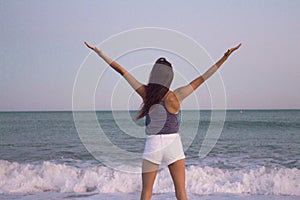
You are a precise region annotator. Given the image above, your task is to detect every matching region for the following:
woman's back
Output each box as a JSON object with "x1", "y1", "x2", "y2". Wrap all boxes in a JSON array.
[
  {"x1": 145, "y1": 98, "x2": 179, "y2": 135},
  {"x1": 163, "y1": 91, "x2": 180, "y2": 114}
]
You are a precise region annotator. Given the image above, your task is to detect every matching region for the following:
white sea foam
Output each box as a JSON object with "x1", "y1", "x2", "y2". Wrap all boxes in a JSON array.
[
  {"x1": 186, "y1": 165, "x2": 300, "y2": 196},
  {"x1": 0, "y1": 160, "x2": 299, "y2": 196}
]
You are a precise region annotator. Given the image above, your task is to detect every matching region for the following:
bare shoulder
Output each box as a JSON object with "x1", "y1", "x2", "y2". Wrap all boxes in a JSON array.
[{"x1": 164, "y1": 91, "x2": 180, "y2": 114}]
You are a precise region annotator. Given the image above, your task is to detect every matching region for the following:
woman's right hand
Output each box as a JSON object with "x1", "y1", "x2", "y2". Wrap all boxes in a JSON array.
[{"x1": 224, "y1": 43, "x2": 242, "y2": 57}]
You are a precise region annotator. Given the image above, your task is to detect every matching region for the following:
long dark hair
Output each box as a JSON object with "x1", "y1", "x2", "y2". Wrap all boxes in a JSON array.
[{"x1": 136, "y1": 58, "x2": 173, "y2": 119}]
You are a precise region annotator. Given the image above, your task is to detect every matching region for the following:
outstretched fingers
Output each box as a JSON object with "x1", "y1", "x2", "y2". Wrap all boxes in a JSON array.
[
  {"x1": 225, "y1": 43, "x2": 242, "y2": 57},
  {"x1": 232, "y1": 43, "x2": 242, "y2": 51},
  {"x1": 84, "y1": 41, "x2": 96, "y2": 50}
]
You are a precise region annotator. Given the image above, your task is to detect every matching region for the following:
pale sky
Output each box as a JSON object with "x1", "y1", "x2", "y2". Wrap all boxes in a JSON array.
[{"x1": 0, "y1": 0, "x2": 299, "y2": 111}]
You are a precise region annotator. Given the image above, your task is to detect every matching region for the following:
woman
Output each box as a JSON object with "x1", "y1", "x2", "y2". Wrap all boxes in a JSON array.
[{"x1": 85, "y1": 41, "x2": 241, "y2": 200}]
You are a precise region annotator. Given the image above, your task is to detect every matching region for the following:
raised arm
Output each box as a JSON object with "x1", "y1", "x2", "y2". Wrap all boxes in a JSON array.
[
  {"x1": 84, "y1": 42, "x2": 146, "y2": 99},
  {"x1": 174, "y1": 43, "x2": 241, "y2": 102}
]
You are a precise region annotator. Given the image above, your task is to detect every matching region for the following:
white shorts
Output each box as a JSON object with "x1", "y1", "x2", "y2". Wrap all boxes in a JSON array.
[{"x1": 142, "y1": 133, "x2": 185, "y2": 166}]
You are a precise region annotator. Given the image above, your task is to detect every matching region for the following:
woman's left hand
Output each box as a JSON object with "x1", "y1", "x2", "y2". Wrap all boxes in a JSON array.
[{"x1": 84, "y1": 41, "x2": 96, "y2": 51}]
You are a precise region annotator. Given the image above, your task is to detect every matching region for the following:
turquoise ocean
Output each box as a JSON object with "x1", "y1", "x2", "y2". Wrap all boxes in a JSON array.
[{"x1": 0, "y1": 110, "x2": 299, "y2": 199}]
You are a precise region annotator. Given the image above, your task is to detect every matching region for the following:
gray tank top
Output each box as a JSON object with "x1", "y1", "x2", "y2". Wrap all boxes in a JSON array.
[{"x1": 145, "y1": 101, "x2": 179, "y2": 135}]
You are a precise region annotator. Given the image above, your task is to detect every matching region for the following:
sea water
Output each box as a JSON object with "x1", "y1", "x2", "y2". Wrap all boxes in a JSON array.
[{"x1": 0, "y1": 110, "x2": 299, "y2": 199}]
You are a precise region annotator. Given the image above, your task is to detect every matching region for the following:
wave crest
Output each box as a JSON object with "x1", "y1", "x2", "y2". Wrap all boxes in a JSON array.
[{"x1": 0, "y1": 160, "x2": 299, "y2": 196}]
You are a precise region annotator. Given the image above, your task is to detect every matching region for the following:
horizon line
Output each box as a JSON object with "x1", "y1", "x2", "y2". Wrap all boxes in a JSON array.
[{"x1": 1, "y1": 108, "x2": 300, "y2": 113}]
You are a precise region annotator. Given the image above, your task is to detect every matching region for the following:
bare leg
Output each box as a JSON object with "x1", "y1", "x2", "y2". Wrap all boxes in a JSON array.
[
  {"x1": 140, "y1": 159, "x2": 159, "y2": 200},
  {"x1": 168, "y1": 159, "x2": 187, "y2": 200}
]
